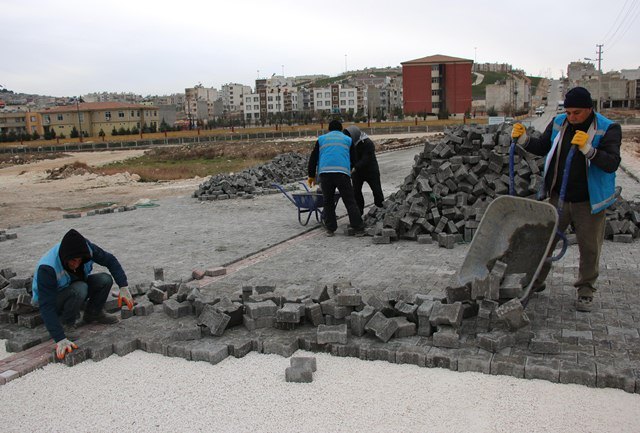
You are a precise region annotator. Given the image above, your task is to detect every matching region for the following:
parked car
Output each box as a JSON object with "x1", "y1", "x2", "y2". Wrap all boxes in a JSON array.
[{"x1": 504, "y1": 117, "x2": 515, "y2": 125}]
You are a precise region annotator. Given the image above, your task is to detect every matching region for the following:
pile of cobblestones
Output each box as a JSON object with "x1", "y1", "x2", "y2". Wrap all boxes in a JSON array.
[
  {"x1": 365, "y1": 124, "x2": 640, "y2": 246},
  {"x1": 193, "y1": 152, "x2": 309, "y2": 200}
]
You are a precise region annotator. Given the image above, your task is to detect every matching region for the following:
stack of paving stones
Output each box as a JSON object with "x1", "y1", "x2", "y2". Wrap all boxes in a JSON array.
[
  {"x1": 0, "y1": 230, "x2": 18, "y2": 242},
  {"x1": 1, "y1": 270, "x2": 639, "y2": 393},
  {"x1": 364, "y1": 123, "x2": 640, "y2": 246},
  {"x1": 62, "y1": 205, "x2": 137, "y2": 219},
  {"x1": 193, "y1": 152, "x2": 309, "y2": 200}
]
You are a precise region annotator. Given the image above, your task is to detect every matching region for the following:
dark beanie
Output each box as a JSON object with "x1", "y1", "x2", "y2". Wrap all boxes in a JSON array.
[
  {"x1": 328, "y1": 119, "x2": 343, "y2": 131},
  {"x1": 564, "y1": 87, "x2": 593, "y2": 108},
  {"x1": 58, "y1": 229, "x2": 91, "y2": 266}
]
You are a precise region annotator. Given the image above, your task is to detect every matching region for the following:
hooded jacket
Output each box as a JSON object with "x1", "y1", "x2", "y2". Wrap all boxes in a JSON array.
[
  {"x1": 32, "y1": 229, "x2": 128, "y2": 341},
  {"x1": 344, "y1": 126, "x2": 380, "y2": 176}
]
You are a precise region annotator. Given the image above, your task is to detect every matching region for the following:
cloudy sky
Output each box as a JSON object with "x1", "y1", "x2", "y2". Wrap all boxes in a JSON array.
[{"x1": 2, "y1": 0, "x2": 639, "y2": 97}]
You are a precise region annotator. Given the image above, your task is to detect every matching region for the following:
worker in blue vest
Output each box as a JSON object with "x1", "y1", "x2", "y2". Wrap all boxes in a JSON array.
[
  {"x1": 511, "y1": 87, "x2": 621, "y2": 312},
  {"x1": 32, "y1": 229, "x2": 134, "y2": 359},
  {"x1": 307, "y1": 119, "x2": 365, "y2": 236}
]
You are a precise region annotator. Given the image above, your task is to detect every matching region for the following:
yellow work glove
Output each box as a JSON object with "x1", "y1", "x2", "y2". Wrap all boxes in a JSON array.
[
  {"x1": 571, "y1": 130, "x2": 594, "y2": 158},
  {"x1": 307, "y1": 177, "x2": 315, "y2": 188},
  {"x1": 511, "y1": 123, "x2": 528, "y2": 145},
  {"x1": 118, "y1": 286, "x2": 134, "y2": 310},
  {"x1": 55, "y1": 338, "x2": 78, "y2": 360}
]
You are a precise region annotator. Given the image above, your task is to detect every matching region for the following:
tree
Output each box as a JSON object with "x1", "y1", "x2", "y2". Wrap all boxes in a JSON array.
[
  {"x1": 118, "y1": 127, "x2": 127, "y2": 135},
  {"x1": 32, "y1": 131, "x2": 40, "y2": 140},
  {"x1": 70, "y1": 126, "x2": 79, "y2": 138},
  {"x1": 487, "y1": 106, "x2": 498, "y2": 117},
  {"x1": 98, "y1": 129, "x2": 106, "y2": 137},
  {"x1": 111, "y1": 127, "x2": 118, "y2": 136},
  {"x1": 159, "y1": 119, "x2": 170, "y2": 132}
]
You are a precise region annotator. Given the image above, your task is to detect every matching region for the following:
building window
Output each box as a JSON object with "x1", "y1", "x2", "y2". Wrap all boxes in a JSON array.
[
  {"x1": 43, "y1": 115, "x2": 50, "y2": 124},
  {"x1": 268, "y1": 104, "x2": 273, "y2": 109},
  {"x1": 431, "y1": 65, "x2": 439, "y2": 71},
  {"x1": 57, "y1": 114, "x2": 64, "y2": 121},
  {"x1": 432, "y1": 102, "x2": 440, "y2": 108},
  {"x1": 348, "y1": 100, "x2": 354, "y2": 106},
  {"x1": 325, "y1": 92, "x2": 330, "y2": 98},
  {"x1": 268, "y1": 96, "x2": 273, "y2": 101},
  {"x1": 340, "y1": 91, "x2": 346, "y2": 97},
  {"x1": 131, "y1": 111, "x2": 135, "y2": 117},
  {"x1": 340, "y1": 100, "x2": 346, "y2": 105},
  {"x1": 79, "y1": 113, "x2": 84, "y2": 122},
  {"x1": 118, "y1": 111, "x2": 125, "y2": 118},
  {"x1": 30, "y1": 116, "x2": 36, "y2": 122},
  {"x1": 432, "y1": 77, "x2": 440, "y2": 83},
  {"x1": 332, "y1": 96, "x2": 338, "y2": 102},
  {"x1": 105, "y1": 111, "x2": 111, "y2": 120},
  {"x1": 316, "y1": 92, "x2": 322, "y2": 98},
  {"x1": 432, "y1": 90, "x2": 439, "y2": 96},
  {"x1": 348, "y1": 91, "x2": 354, "y2": 97}
]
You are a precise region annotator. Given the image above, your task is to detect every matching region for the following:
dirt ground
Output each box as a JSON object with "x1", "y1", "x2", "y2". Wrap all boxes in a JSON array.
[{"x1": 1, "y1": 129, "x2": 639, "y2": 229}]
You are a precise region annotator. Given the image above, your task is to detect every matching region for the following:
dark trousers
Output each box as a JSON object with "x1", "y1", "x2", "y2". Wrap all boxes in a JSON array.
[
  {"x1": 320, "y1": 172, "x2": 364, "y2": 232},
  {"x1": 534, "y1": 193, "x2": 606, "y2": 294},
  {"x1": 352, "y1": 172, "x2": 384, "y2": 215},
  {"x1": 56, "y1": 273, "x2": 113, "y2": 324}
]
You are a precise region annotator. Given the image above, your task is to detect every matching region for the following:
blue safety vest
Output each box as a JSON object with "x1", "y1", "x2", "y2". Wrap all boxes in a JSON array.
[
  {"x1": 546, "y1": 112, "x2": 616, "y2": 214},
  {"x1": 317, "y1": 131, "x2": 352, "y2": 176},
  {"x1": 31, "y1": 242, "x2": 94, "y2": 303}
]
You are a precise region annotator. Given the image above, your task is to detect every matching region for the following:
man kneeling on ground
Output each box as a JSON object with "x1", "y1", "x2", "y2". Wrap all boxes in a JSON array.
[{"x1": 32, "y1": 229, "x2": 134, "y2": 360}]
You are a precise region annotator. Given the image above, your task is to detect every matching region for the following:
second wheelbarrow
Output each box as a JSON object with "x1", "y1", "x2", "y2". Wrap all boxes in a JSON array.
[{"x1": 272, "y1": 182, "x2": 340, "y2": 226}]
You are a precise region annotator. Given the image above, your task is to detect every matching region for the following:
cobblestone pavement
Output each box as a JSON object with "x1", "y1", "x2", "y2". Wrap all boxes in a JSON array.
[{"x1": 2, "y1": 142, "x2": 640, "y2": 393}]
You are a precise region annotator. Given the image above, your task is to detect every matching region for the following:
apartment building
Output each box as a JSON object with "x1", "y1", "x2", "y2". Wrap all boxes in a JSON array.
[
  {"x1": 220, "y1": 83, "x2": 251, "y2": 113},
  {"x1": 0, "y1": 110, "x2": 44, "y2": 136},
  {"x1": 40, "y1": 102, "x2": 159, "y2": 137},
  {"x1": 313, "y1": 84, "x2": 358, "y2": 114},
  {"x1": 402, "y1": 54, "x2": 473, "y2": 117},
  {"x1": 485, "y1": 74, "x2": 531, "y2": 115},
  {"x1": 185, "y1": 85, "x2": 220, "y2": 124}
]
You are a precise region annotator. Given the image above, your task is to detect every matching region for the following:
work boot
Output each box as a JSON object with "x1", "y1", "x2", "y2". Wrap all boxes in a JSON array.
[
  {"x1": 576, "y1": 287, "x2": 594, "y2": 313},
  {"x1": 533, "y1": 283, "x2": 546, "y2": 293},
  {"x1": 325, "y1": 228, "x2": 335, "y2": 237},
  {"x1": 84, "y1": 309, "x2": 119, "y2": 325}
]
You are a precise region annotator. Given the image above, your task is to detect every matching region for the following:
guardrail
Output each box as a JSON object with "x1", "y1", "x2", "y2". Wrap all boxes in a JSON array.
[{"x1": 0, "y1": 125, "x2": 451, "y2": 154}]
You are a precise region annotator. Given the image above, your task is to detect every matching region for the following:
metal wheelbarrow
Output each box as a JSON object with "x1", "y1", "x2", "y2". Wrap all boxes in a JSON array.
[
  {"x1": 272, "y1": 182, "x2": 340, "y2": 226},
  {"x1": 456, "y1": 138, "x2": 572, "y2": 304}
]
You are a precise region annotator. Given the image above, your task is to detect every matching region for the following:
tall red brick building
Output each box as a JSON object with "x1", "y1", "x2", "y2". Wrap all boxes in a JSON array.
[{"x1": 401, "y1": 54, "x2": 473, "y2": 117}]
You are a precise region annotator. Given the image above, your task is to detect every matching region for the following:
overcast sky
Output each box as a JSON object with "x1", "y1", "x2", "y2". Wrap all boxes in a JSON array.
[{"x1": 2, "y1": 0, "x2": 639, "y2": 97}]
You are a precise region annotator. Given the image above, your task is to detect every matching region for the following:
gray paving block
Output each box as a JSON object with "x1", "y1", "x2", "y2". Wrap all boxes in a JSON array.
[
  {"x1": 83, "y1": 337, "x2": 115, "y2": 362},
  {"x1": 457, "y1": 351, "x2": 493, "y2": 374},
  {"x1": 445, "y1": 284, "x2": 471, "y2": 303},
  {"x1": 429, "y1": 302, "x2": 464, "y2": 328},
  {"x1": 425, "y1": 347, "x2": 458, "y2": 371},
  {"x1": 596, "y1": 364, "x2": 636, "y2": 393},
  {"x1": 197, "y1": 305, "x2": 231, "y2": 336},
  {"x1": 396, "y1": 344, "x2": 428, "y2": 367},
  {"x1": 276, "y1": 303, "x2": 305, "y2": 323},
  {"x1": 62, "y1": 347, "x2": 88, "y2": 367},
  {"x1": 364, "y1": 312, "x2": 398, "y2": 343},
  {"x1": 166, "y1": 341, "x2": 193, "y2": 360},
  {"x1": 262, "y1": 337, "x2": 299, "y2": 357},
  {"x1": 490, "y1": 354, "x2": 526, "y2": 378},
  {"x1": 227, "y1": 339, "x2": 253, "y2": 358},
  {"x1": 529, "y1": 331, "x2": 561, "y2": 354},
  {"x1": 362, "y1": 342, "x2": 398, "y2": 363},
  {"x1": 133, "y1": 300, "x2": 154, "y2": 316},
  {"x1": 394, "y1": 301, "x2": 418, "y2": 322},
  {"x1": 147, "y1": 287, "x2": 167, "y2": 304},
  {"x1": 495, "y1": 298, "x2": 530, "y2": 331},
  {"x1": 285, "y1": 366, "x2": 313, "y2": 383},
  {"x1": 168, "y1": 326, "x2": 202, "y2": 341},
  {"x1": 113, "y1": 336, "x2": 139, "y2": 357},
  {"x1": 432, "y1": 325, "x2": 460, "y2": 348},
  {"x1": 350, "y1": 305, "x2": 375, "y2": 337},
  {"x1": 245, "y1": 300, "x2": 278, "y2": 319},
  {"x1": 334, "y1": 287, "x2": 362, "y2": 307},
  {"x1": 290, "y1": 356, "x2": 317, "y2": 372},
  {"x1": 330, "y1": 343, "x2": 360, "y2": 358},
  {"x1": 162, "y1": 299, "x2": 192, "y2": 319},
  {"x1": 317, "y1": 324, "x2": 348, "y2": 345},
  {"x1": 476, "y1": 330, "x2": 516, "y2": 353},
  {"x1": 525, "y1": 357, "x2": 559, "y2": 382},
  {"x1": 311, "y1": 285, "x2": 329, "y2": 303},
  {"x1": 305, "y1": 303, "x2": 324, "y2": 326},
  {"x1": 559, "y1": 361, "x2": 597, "y2": 388},
  {"x1": 391, "y1": 317, "x2": 416, "y2": 338}
]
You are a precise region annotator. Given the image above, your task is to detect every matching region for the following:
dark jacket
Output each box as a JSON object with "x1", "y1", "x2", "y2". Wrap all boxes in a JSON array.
[
  {"x1": 344, "y1": 126, "x2": 380, "y2": 177},
  {"x1": 308, "y1": 132, "x2": 357, "y2": 178},
  {"x1": 525, "y1": 113, "x2": 621, "y2": 203},
  {"x1": 33, "y1": 229, "x2": 128, "y2": 342}
]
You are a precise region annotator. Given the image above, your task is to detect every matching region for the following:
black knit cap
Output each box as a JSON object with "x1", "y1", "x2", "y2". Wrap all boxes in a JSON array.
[
  {"x1": 328, "y1": 119, "x2": 343, "y2": 131},
  {"x1": 564, "y1": 87, "x2": 593, "y2": 109},
  {"x1": 58, "y1": 229, "x2": 91, "y2": 267}
]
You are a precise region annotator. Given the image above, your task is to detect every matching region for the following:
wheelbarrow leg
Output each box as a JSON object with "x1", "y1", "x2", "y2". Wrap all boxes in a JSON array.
[{"x1": 298, "y1": 208, "x2": 313, "y2": 226}]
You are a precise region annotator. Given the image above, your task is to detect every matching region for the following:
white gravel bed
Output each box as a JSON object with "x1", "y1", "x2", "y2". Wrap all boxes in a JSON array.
[{"x1": 0, "y1": 346, "x2": 638, "y2": 433}]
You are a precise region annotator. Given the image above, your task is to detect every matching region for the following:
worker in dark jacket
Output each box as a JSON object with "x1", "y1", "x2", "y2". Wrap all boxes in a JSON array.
[
  {"x1": 511, "y1": 87, "x2": 621, "y2": 312},
  {"x1": 343, "y1": 125, "x2": 384, "y2": 215},
  {"x1": 308, "y1": 119, "x2": 365, "y2": 236},
  {"x1": 32, "y1": 229, "x2": 134, "y2": 359}
]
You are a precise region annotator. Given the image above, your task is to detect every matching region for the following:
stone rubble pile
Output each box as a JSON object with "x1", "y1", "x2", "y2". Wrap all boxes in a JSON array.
[
  {"x1": 193, "y1": 152, "x2": 309, "y2": 200},
  {"x1": 364, "y1": 124, "x2": 640, "y2": 246}
]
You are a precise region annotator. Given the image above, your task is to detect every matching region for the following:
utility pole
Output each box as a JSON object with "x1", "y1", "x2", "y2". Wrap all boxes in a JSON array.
[{"x1": 596, "y1": 44, "x2": 603, "y2": 111}]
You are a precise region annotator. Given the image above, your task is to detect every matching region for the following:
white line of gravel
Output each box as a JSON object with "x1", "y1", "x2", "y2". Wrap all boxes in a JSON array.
[{"x1": 0, "y1": 345, "x2": 638, "y2": 433}]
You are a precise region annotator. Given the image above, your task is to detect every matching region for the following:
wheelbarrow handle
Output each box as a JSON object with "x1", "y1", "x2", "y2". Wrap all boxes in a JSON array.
[
  {"x1": 547, "y1": 229, "x2": 569, "y2": 263},
  {"x1": 509, "y1": 140, "x2": 517, "y2": 196}
]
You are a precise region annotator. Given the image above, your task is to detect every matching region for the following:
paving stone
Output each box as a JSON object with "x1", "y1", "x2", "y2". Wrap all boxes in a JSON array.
[
  {"x1": 525, "y1": 357, "x2": 560, "y2": 382},
  {"x1": 304, "y1": 302, "x2": 324, "y2": 327},
  {"x1": 61, "y1": 347, "x2": 88, "y2": 367},
  {"x1": 153, "y1": 267, "x2": 164, "y2": 281},
  {"x1": 245, "y1": 300, "x2": 278, "y2": 319},
  {"x1": 197, "y1": 305, "x2": 231, "y2": 336},
  {"x1": 243, "y1": 314, "x2": 275, "y2": 331},
  {"x1": 113, "y1": 336, "x2": 139, "y2": 357},
  {"x1": 205, "y1": 267, "x2": 227, "y2": 277},
  {"x1": 495, "y1": 298, "x2": 530, "y2": 331},
  {"x1": 334, "y1": 287, "x2": 362, "y2": 307},
  {"x1": 163, "y1": 299, "x2": 192, "y2": 319},
  {"x1": 317, "y1": 324, "x2": 347, "y2": 345},
  {"x1": 134, "y1": 301, "x2": 154, "y2": 316},
  {"x1": 490, "y1": 354, "x2": 526, "y2": 378},
  {"x1": 432, "y1": 325, "x2": 460, "y2": 348},
  {"x1": 596, "y1": 363, "x2": 636, "y2": 393},
  {"x1": 429, "y1": 302, "x2": 464, "y2": 328},
  {"x1": 147, "y1": 287, "x2": 167, "y2": 304},
  {"x1": 476, "y1": 330, "x2": 516, "y2": 353},
  {"x1": 189, "y1": 341, "x2": 229, "y2": 364},
  {"x1": 394, "y1": 301, "x2": 418, "y2": 322},
  {"x1": 83, "y1": 337, "x2": 115, "y2": 362},
  {"x1": 276, "y1": 303, "x2": 305, "y2": 323},
  {"x1": 166, "y1": 341, "x2": 193, "y2": 360},
  {"x1": 425, "y1": 347, "x2": 458, "y2": 371},
  {"x1": 391, "y1": 317, "x2": 416, "y2": 338},
  {"x1": 529, "y1": 331, "x2": 561, "y2": 354},
  {"x1": 457, "y1": 351, "x2": 493, "y2": 374},
  {"x1": 364, "y1": 312, "x2": 398, "y2": 343},
  {"x1": 263, "y1": 337, "x2": 299, "y2": 357},
  {"x1": 17, "y1": 312, "x2": 43, "y2": 329},
  {"x1": 291, "y1": 356, "x2": 317, "y2": 372},
  {"x1": 168, "y1": 326, "x2": 202, "y2": 341},
  {"x1": 396, "y1": 344, "x2": 428, "y2": 367},
  {"x1": 350, "y1": 305, "x2": 375, "y2": 337},
  {"x1": 559, "y1": 361, "x2": 597, "y2": 388},
  {"x1": 285, "y1": 366, "x2": 313, "y2": 383}
]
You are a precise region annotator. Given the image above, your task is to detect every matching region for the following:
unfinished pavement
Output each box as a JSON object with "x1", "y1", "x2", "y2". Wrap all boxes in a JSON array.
[{"x1": 1, "y1": 140, "x2": 640, "y2": 392}]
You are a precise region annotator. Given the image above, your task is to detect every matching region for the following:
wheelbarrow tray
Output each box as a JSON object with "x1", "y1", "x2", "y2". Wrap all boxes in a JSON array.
[
  {"x1": 291, "y1": 191, "x2": 325, "y2": 210},
  {"x1": 456, "y1": 195, "x2": 559, "y2": 301}
]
